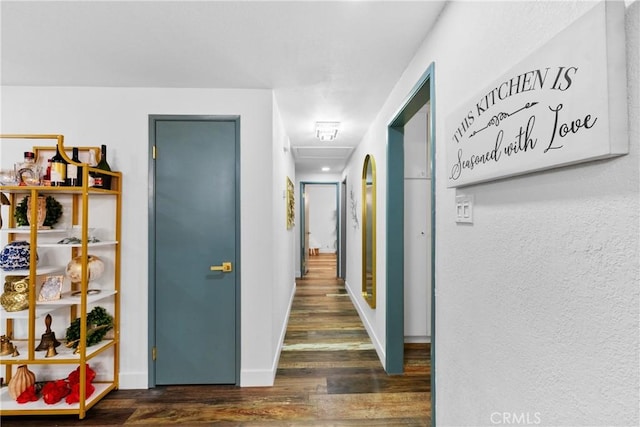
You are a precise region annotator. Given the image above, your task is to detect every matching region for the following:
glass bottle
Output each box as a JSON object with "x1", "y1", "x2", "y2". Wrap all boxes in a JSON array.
[
  {"x1": 66, "y1": 147, "x2": 82, "y2": 187},
  {"x1": 42, "y1": 158, "x2": 52, "y2": 186},
  {"x1": 17, "y1": 151, "x2": 41, "y2": 186},
  {"x1": 93, "y1": 144, "x2": 111, "y2": 189},
  {"x1": 87, "y1": 150, "x2": 97, "y2": 187},
  {"x1": 50, "y1": 145, "x2": 67, "y2": 187}
]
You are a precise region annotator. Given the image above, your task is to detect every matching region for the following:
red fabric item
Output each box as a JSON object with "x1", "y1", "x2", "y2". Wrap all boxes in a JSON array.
[
  {"x1": 16, "y1": 385, "x2": 39, "y2": 404},
  {"x1": 42, "y1": 379, "x2": 70, "y2": 404},
  {"x1": 65, "y1": 382, "x2": 96, "y2": 404},
  {"x1": 68, "y1": 364, "x2": 96, "y2": 385}
]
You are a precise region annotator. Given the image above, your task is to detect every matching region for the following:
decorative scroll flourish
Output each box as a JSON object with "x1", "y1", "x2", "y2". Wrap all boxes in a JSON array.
[
  {"x1": 350, "y1": 186, "x2": 359, "y2": 230},
  {"x1": 286, "y1": 177, "x2": 295, "y2": 229},
  {"x1": 469, "y1": 102, "x2": 538, "y2": 138}
]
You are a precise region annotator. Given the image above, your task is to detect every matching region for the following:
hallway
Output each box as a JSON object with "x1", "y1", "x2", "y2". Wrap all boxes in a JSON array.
[{"x1": 0, "y1": 254, "x2": 430, "y2": 426}]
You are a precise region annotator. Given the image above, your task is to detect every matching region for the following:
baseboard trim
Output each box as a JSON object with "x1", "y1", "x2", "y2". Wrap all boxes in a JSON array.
[
  {"x1": 404, "y1": 336, "x2": 431, "y2": 343},
  {"x1": 240, "y1": 280, "x2": 296, "y2": 387},
  {"x1": 118, "y1": 372, "x2": 149, "y2": 390},
  {"x1": 344, "y1": 279, "x2": 386, "y2": 368}
]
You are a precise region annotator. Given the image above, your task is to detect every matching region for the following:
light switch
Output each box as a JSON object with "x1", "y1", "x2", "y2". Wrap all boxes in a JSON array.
[{"x1": 455, "y1": 195, "x2": 474, "y2": 224}]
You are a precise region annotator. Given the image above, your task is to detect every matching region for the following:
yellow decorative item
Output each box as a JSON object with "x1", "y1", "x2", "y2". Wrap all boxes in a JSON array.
[
  {"x1": 1, "y1": 275, "x2": 29, "y2": 312},
  {"x1": 65, "y1": 254, "x2": 105, "y2": 285},
  {"x1": 8, "y1": 365, "x2": 35, "y2": 400},
  {"x1": 0, "y1": 335, "x2": 16, "y2": 356}
]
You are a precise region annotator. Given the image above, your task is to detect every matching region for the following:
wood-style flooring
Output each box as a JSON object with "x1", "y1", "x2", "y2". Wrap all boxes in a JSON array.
[{"x1": 1, "y1": 253, "x2": 430, "y2": 426}]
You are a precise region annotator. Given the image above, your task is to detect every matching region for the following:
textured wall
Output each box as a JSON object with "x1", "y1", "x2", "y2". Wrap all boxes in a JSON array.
[
  {"x1": 344, "y1": 1, "x2": 639, "y2": 425},
  {"x1": 430, "y1": 2, "x2": 639, "y2": 425}
]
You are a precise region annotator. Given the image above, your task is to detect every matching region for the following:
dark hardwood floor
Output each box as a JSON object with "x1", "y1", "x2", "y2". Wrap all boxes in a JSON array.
[{"x1": 1, "y1": 253, "x2": 430, "y2": 425}]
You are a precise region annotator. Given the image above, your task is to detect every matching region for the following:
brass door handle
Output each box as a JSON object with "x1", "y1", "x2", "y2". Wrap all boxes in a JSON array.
[{"x1": 210, "y1": 262, "x2": 233, "y2": 272}]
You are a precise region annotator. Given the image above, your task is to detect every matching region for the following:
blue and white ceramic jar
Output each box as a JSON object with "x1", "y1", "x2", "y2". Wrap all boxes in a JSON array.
[{"x1": 0, "y1": 241, "x2": 35, "y2": 271}]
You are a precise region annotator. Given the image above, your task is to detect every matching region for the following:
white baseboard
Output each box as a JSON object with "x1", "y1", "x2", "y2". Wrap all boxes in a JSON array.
[
  {"x1": 240, "y1": 369, "x2": 276, "y2": 387},
  {"x1": 240, "y1": 280, "x2": 296, "y2": 387},
  {"x1": 404, "y1": 336, "x2": 431, "y2": 343},
  {"x1": 118, "y1": 372, "x2": 149, "y2": 390},
  {"x1": 344, "y1": 279, "x2": 386, "y2": 369}
]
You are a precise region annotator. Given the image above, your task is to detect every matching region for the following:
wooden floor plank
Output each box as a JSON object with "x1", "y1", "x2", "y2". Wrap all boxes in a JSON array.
[{"x1": 0, "y1": 254, "x2": 430, "y2": 425}]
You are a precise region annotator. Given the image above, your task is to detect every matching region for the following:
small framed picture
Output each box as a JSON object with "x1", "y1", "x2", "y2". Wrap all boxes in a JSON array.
[{"x1": 38, "y1": 275, "x2": 63, "y2": 302}]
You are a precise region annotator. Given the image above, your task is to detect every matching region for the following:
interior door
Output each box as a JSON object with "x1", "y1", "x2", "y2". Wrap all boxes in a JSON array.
[
  {"x1": 303, "y1": 187, "x2": 310, "y2": 275},
  {"x1": 153, "y1": 117, "x2": 238, "y2": 385},
  {"x1": 340, "y1": 180, "x2": 347, "y2": 279}
]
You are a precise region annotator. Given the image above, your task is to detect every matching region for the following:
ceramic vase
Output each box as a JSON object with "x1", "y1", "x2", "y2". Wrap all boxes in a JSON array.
[
  {"x1": 8, "y1": 364, "x2": 35, "y2": 400},
  {"x1": 0, "y1": 241, "x2": 35, "y2": 271},
  {"x1": 65, "y1": 254, "x2": 105, "y2": 285},
  {"x1": 26, "y1": 196, "x2": 47, "y2": 229}
]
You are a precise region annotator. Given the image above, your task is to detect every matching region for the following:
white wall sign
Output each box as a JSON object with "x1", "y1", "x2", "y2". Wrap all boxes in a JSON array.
[{"x1": 445, "y1": 1, "x2": 628, "y2": 188}]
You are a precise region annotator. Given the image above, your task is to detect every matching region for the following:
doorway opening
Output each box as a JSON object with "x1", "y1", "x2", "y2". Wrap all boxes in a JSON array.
[
  {"x1": 386, "y1": 64, "x2": 436, "y2": 420},
  {"x1": 299, "y1": 182, "x2": 340, "y2": 278}
]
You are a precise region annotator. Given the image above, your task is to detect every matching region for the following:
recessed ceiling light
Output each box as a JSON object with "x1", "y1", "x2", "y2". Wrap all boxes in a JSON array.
[
  {"x1": 315, "y1": 122, "x2": 340, "y2": 141},
  {"x1": 321, "y1": 167, "x2": 331, "y2": 172}
]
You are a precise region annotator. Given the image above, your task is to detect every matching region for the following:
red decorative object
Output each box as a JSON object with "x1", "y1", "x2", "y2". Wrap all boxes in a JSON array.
[
  {"x1": 16, "y1": 385, "x2": 39, "y2": 404},
  {"x1": 12, "y1": 364, "x2": 97, "y2": 405},
  {"x1": 66, "y1": 382, "x2": 95, "y2": 404},
  {"x1": 42, "y1": 379, "x2": 69, "y2": 404},
  {"x1": 68, "y1": 364, "x2": 96, "y2": 385}
]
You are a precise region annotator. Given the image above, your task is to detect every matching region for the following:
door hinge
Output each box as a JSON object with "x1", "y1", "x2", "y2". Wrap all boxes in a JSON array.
[
  {"x1": 152, "y1": 346, "x2": 157, "y2": 361},
  {"x1": 152, "y1": 145, "x2": 157, "y2": 159}
]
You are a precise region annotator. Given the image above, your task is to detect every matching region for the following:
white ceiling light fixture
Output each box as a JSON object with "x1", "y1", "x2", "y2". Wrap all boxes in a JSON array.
[
  {"x1": 315, "y1": 121, "x2": 340, "y2": 141},
  {"x1": 321, "y1": 167, "x2": 331, "y2": 172}
]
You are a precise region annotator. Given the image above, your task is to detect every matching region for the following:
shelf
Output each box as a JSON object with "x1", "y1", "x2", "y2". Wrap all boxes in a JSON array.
[
  {"x1": 0, "y1": 265, "x2": 65, "y2": 277},
  {"x1": 2, "y1": 228, "x2": 67, "y2": 234},
  {"x1": 0, "y1": 289, "x2": 117, "y2": 320},
  {"x1": 1, "y1": 135, "x2": 121, "y2": 419},
  {"x1": 37, "y1": 240, "x2": 118, "y2": 248},
  {"x1": 41, "y1": 289, "x2": 117, "y2": 306},
  {"x1": 0, "y1": 382, "x2": 115, "y2": 414},
  {"x1": 0, "y1": 339, "x2": 115, "y2": 364},
  {"x1": 0, "y1": 185, "x2": 119, "y2": 195}
]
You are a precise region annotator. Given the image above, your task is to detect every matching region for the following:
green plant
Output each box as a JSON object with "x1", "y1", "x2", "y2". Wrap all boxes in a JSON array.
[
  {"x1": 14, "y1": 196, "x2": 63, "y2": 227},
  {"x1": 65, "y1": 306, "x2": 113, "y2": 349}
]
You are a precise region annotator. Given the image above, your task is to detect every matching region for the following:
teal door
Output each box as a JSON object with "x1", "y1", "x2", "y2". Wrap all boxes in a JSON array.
[{"x1": 152, "y1": 116, "x2": 239, "y2": 385}]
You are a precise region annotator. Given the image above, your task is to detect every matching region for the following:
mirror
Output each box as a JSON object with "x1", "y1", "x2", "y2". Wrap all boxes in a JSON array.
[{"x1": 362, "y1": 154, "x2": 376, "y2": 308}]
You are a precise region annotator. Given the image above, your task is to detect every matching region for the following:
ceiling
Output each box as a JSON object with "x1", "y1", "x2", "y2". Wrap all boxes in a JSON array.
[{"x1": 1, "y1": 1, "x2": 446, "y2": 173}]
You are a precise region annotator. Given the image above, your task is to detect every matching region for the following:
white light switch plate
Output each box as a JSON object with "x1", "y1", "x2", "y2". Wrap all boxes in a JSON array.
[{"x1": 455, "y1": 195, "x2": 474, "y2": 224}]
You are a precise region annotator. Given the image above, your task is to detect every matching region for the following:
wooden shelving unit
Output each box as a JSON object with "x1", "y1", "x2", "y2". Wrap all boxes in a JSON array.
[{"x1": 0, "y1": 134, "x2": 121, "y2": 419}]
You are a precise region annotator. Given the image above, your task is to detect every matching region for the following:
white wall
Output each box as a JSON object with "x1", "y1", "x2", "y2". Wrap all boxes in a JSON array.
[
  {"x1": 344, "y1": 1, "x2": 639, "y2": 425},
  {"x1": 1, "y1": 86, "x2": 295, "y2": 388},
  {"x1": 270, "y1": 94, "x2": 297, "y2": 380},
  {"x1": 306, "y1": 184, "x2": 337, "y2": 253}
]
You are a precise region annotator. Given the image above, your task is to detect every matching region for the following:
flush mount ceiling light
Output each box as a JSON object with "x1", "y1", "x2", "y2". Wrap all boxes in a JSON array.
[
  {"x1": 321, "y1": 167, "x2": 331, "y2": 172},
  {"x1": 315, "y1": 122, "x2": 340, "y2": 141}
]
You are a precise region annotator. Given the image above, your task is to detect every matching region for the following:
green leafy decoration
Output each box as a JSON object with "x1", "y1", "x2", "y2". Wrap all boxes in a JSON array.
[
  {"x1": 65, "y1": 306, "x2": 113, "y2": 349},
  {"x1": 14, "y1": 196, "x2": 63, "y2": 227}
]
